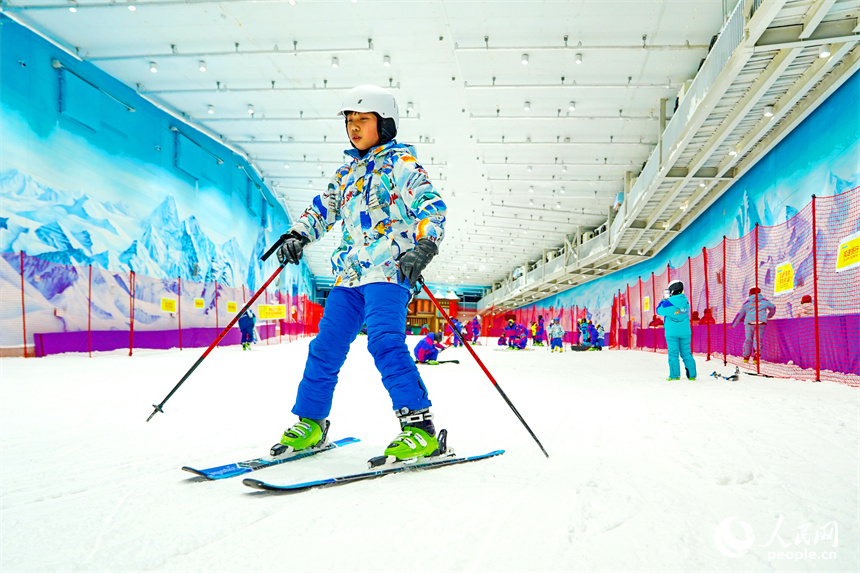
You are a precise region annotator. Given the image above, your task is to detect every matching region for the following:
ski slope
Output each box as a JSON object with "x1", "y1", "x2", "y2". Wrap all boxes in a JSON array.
[{"x1": 1, "y1": 337, "x2": 858, "y2": 572}]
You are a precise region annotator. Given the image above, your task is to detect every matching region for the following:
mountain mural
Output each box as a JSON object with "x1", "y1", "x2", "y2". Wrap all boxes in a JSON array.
[{"x1": 0, "y1": 169, "x2": 261, "y2": 290}]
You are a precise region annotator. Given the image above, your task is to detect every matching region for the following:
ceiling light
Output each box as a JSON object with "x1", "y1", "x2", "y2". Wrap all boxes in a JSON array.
[
  {"x1": 283, "y1": 163, "x2": 290, "y2": 169},
  {"x1": 207, "y1": 105, "x2": 214, "y2": 115},
  {"x1": 528, "y1": 186, "x2": 534, "y2": 193},
  {"x1": 521, "y1": 53, "x2": 529, "y2": 65},
  {"x1": 288, "y1": 0, "x2": 296, "y2": 4},
  {"x1": 555, "y1": 202, "x2": 562, "y2": 209},
  {"x1": 568, "y1": 101, "x2": 575, "y2": 111},
  {"x1": 247, "y1": 104, "x2": 255, "y2": 114},
  {"x1": 331, "y1": 57, "x2": 339, "y2": 69},
  {"x1": 68, "y1": 1, "x2": 77, "y2": 12},
  {"x1": 575, "y1": 53, "x2": 583, "y2": 65},
  {"x1": 198, "y1": 60, "x2": 207, "y2": 72},
  {"x1": 818, "y1": 44, "x2": 831, "y2": 59},
  {"x1": 524, "y1": 101, "x2": 531, "y2": 111},
  {"x1": 699, "y1": 181, "x2": 705, "y2": 187},
  {"x1": 406, "y1": 101, "x2": 414, "y2": 112},
  {"x1": 764, "y1": 105, "x2": 774, "y2": 118},
  {"x1": 728, "y1": 148, "x2": 737, "y2": 156},
  {"x1": 383, "y1": 55, "x2": 390, "y2": 67},
  {"x1": 527, "y1": 166, "x2": 532, "y2": 173},
  {"x1": 562, "y1": 165, "x2": 567, "y2": 173},
  {"x1": 560, "y1": 187, "x2": 565, "y2": 194},
  {"x1": 308, "y1": 180, "x2": 313, "y2": 188},
  {"x1": 529, "y1": 199, "x2": 534, "y2": 206},
  {"x1": 149, "y1": 61, "x2": 157, "y2": 73},
  {"x1": 128, "y1": 2, "x2": 136, "y2": 11}
]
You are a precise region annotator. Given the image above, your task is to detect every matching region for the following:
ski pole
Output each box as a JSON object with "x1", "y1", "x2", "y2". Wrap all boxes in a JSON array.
[
  {"x1": 421, "y1": 283, "x2": 549, "y2": 458},
  {"x1": 147, "y1": 238, "x2": 290, "y2": 422}
]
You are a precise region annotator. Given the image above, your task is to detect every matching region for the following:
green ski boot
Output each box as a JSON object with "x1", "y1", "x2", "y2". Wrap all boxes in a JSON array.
[
  {"x1": 370, "y1": 408, "x2": 443, "y2": 467},
  {"x1": 270, "y1": 418, "x2": 328, "y2": 457}
]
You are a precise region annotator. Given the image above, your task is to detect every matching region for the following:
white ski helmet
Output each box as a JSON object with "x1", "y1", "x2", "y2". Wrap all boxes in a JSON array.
[{"x1": 338, "y1": 85, "x2": 399, "y2": 143}]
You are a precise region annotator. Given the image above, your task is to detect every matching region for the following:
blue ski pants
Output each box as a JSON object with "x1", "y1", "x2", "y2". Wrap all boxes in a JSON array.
[
  {"x1": 666, "y1": 334, "x2": 697, "y2": 379},
  {"x1": 292, "y1": 283, "x2": 431, "y2": 420},
  {"x1": 742, "y1": 323, "x2": 766, "y2": 359},
  {"x1": 550, "y1": 337, "x2": 563, "y2": 350}
]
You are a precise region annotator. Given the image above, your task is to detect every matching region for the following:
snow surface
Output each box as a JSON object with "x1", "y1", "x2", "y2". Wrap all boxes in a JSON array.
[{"x1": 1, "y1": 337, "x2": 858, "y2": 572}]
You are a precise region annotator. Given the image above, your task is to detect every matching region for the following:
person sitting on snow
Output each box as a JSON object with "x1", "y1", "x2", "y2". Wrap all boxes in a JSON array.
[
  {"x1": 497, "y1": 334, "x2": 507, "y2": 346},
  {"x1": 413, "y1": 331, "x2": 446, "y2": 364},
  {"x1": 547, "y1": 318, "x2": 565, "y2": 352},
  {"x1": 511, "y1": 334, "x2": 528, "y2": 350}
]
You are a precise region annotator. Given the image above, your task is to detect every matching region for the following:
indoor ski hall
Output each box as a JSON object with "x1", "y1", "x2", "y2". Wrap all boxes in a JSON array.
[{"x1": 1, "y1": 1, "x2": 858, "y2": 572}]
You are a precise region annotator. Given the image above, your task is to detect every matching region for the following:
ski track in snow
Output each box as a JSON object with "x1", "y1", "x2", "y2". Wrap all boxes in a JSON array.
[{"x1": 1, "y1": 337, "x2": 858, "y2": 572}]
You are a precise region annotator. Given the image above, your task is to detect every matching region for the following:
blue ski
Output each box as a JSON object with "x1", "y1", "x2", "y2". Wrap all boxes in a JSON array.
[
  {"x1": 182, "y1": 437, "x2": 360, "y2": 480},
  {"x1": 242, "y1": 449, "x2": 505, "y2": 493}
]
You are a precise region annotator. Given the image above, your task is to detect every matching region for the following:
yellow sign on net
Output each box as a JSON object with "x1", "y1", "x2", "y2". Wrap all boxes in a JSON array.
[
  {"x1": 774, "y1": 261, "x2": 795, "y2": 296},
  {"x1": 194, "y1": 298, "x2": 205, "y2": 309},
  {"x1": 258, "y1": 304, "x2": 286, "y2": 320},
  {"x1": 836, "y1": 232, "x2": 860, "y2": 273},
  {"x1": 161, "y1": 298, "x2": 177, "y2": 313},
  {"x1": 643, "y1": 296, "x2": 650, "y2": 312},
  {"x1": 226, "y1": 302, "x2": 237, "y2": 313}
]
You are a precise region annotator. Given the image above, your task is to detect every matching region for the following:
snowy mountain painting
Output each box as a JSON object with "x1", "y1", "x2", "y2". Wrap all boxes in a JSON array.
[{"x1": 0, "y1": 169, "x2": 289, "y2": 348}]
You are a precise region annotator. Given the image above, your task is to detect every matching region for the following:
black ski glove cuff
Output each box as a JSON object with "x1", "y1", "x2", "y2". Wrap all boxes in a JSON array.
[
  {"x1": 397, "y1": 238, "x2": 438, "y2": 287},
  {"x1": 276, "y1": 231, "x2": 311, "y2": 265}
]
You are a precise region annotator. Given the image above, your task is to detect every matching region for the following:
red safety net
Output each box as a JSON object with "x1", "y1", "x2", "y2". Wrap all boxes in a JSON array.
[
  {"x1": 481, "y1": 187, "x2": 859, "y2": 385},
  {"x1": 0, "y1": 253, "x2": 323, "y2": 358}
]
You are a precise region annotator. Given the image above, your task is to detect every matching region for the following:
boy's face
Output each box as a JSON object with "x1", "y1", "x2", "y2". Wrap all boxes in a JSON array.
[{"x1": 346, "y1": 111, "x2": 380, "y2": 151}]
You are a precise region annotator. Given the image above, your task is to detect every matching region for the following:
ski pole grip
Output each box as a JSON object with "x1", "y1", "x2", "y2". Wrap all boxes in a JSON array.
[{"x1": 261, "y1": 234, "x2": 288, "y2": 262}]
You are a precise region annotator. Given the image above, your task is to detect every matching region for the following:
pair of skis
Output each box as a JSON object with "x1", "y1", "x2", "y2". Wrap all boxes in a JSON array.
[
  {"x1": 710, "y1": 365, "x2": 775, "y2": 380},
  {"x1": 182, "y1": 437, "x2": 503, "y2": 493}
]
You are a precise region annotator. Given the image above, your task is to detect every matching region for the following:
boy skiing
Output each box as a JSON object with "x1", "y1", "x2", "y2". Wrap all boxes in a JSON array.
[
  {"x1": 547, "y1": 317, "x2": 564, "y2": 352},
  {"x1": 273, "y1": 85, "x2": 447, "y2": 464},
  {"x1": 656, "y1": 280, "x2": 697, "y2": 381}
]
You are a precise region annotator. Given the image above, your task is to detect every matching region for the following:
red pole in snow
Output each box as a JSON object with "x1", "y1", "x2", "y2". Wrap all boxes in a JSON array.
[
  {"x1": 811, "y1": 195, "x2": 821, "y2": 381},
  {"x1": 88, "y1": 265, "x2": 92, "y2": 358},
  {"x1": 129, "y1": 271, "x2": 136, "y2": 357},
  {"x1": 19, "y1": 252, "x2": 27, "y2": 358},
  {"x1": 178, "y1": 276, "x2": 183, "y2": 351}
]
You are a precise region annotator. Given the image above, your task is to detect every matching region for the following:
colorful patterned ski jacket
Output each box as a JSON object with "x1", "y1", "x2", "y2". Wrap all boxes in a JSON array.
[{"x1": 288, "y1": 141, "x2": 447, "y2": 288}]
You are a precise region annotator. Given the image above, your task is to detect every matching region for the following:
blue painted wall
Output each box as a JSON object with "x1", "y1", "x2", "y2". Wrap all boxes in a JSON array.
[
  {"x1": 0, "y1": 15, "x2": 314, "y2": 297},
  {"x1": 525, "y1": 69, "x2": 860, "y2": 329}
]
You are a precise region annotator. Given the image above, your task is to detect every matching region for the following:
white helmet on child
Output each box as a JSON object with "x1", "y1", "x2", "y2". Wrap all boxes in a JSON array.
[{"x1": 338, "y1": 85, "x2": 399, "y2": 142}]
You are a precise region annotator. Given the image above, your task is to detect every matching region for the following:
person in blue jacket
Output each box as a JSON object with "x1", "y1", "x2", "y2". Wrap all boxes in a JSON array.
[
  {"x1": 578, "y1": 319, "x2": 589, "y2": 347},
  {"x1": 468, "y1": 317, "x2": 481, "y2": 344},
  {"x1": 731, "y1": 287, "x2": 776, "y2": 364},
  {"x1": 656, "y1": 280, "x2": 697, "y2": 381},
  {"x1": 586, "y1": 320, "x2": 600, "y2": 347},
  {"x1": 547, "y1": 318, "x2": 565, "y2": 352},
  {"x1": 414, "y1": 332, "x2": 446, "y2": 364},
  {"x1": 238, "y1": 308, "x2": 257, "y2": 350},
  {"x1": 534, "y1": 316, "x2": 546, "y2": 346},
  {"x1": 272, "y1": 85, "x2": 447, "y2": 463}
]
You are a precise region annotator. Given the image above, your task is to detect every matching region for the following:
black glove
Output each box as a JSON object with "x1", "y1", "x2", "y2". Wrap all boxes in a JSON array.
[
  {"x1": 276, "y1": 232, "x2": 310, "y2": 265},
  {"x1": 397, "y1": 238, "x2": 438, "y2": 286}
]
